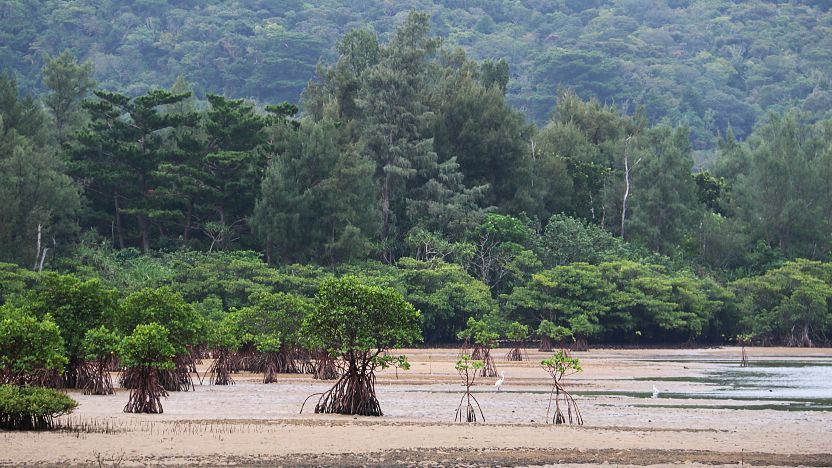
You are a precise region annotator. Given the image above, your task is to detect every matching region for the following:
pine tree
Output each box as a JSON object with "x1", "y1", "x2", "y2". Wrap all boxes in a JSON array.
[
  {"x1": 41, "y1": 51, "x2": 95, "y2": 144},
  {"x1": 73, "y1": 89, "x2": 197, "y2": 251}
]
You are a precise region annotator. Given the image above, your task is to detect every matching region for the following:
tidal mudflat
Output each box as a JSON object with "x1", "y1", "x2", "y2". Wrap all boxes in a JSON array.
[{"x1": 3, "y1": 347, "x2": 831, "y2": 466}]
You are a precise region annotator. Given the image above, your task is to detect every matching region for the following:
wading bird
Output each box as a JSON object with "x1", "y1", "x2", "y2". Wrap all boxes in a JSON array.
[
  {"x1": 652, "y1": 384, "x2": 660, "y2": 398},
  {"x1": 495, "y1": 371, "x2": 505, "y2": 392}
]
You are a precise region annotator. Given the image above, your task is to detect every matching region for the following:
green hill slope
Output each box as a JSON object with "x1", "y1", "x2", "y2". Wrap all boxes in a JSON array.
[{"x1": 2, "y1": 0, "x2": 831, "y2": 147}]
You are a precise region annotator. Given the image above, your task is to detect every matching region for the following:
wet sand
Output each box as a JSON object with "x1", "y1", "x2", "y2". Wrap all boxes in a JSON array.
[{"x1": 2, "y1": 347, "x2": 831, "y2": 466}]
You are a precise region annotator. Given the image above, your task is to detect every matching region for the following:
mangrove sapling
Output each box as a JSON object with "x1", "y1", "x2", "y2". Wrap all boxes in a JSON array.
[
  {"x1": 537, "y1": 320, "x2": 573, "y2": 352},
  {"x1": 737, "y1": 333, "x2": 753, "y2": 367},
  {"x1": 300, "y1": 277, "x2": 421, "y2": 416},
  {"x1": 454, "y1": 356, "x2": 486, "y2": 423},
  {"x1": 541, "y1": 350, "x2": 583, "y2": 425},
  {"x1": 385, "y1": 353, "x2": 410, "y2": 379},
  {"x1": 81, "y1": 326, "x2": 120, "y2": 395},
  {"x1": 505, "y1": 322, "x2": 528, "y2": 361},
  {"x1": 120, "y1": 323, "x2": 176, "y2": 414}
]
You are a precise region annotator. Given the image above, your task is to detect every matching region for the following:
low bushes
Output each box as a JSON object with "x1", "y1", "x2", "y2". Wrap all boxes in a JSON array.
[{"x1": 0, "y1": 385, "x2": 78, "y2": 430}]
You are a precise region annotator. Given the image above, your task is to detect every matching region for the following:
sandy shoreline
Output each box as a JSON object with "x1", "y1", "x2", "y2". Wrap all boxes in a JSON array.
[{"x1": 3, "y1": 347, "x2": 831, "y2": 466}]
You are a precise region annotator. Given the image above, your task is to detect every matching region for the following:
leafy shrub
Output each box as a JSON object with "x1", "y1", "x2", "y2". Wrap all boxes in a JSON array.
[{"x1": 0, "y1": 385, "x2": 78, "y2": 430}]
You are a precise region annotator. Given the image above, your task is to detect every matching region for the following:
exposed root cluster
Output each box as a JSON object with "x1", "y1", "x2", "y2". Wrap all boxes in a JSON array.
[
  {"x1": 454, "y1": 363, "x2": 485, "y2": 423},
  {"x1": 471, "y1": 345, "x2": 497, "y2": 377},
  {"x1": 303, "y1": 371, "x2": 382, "y2": 416},
  {"x1": 122, "y1": 366, "x2": 168, "y2": 414},
  {"x1": 313, "y1": 351, "x2": 339, "y2": 380},
  {"x1": 262, "y1": 351, "x2": 280, "y2": 384},
  {"x1": 207, "y1": 348, "x2": 235, "y2": 385},
  {"x1": 505, "y1": 347, "x2": 523, "y2": 361},
  {"x1": 546, "y1": 382, "x2": 583, "y2": 425},
  {"x1": 158, "y1": 355, "x2": 195, "y2": 392},
  {"x1": 0, "y1": 413, "x2": 60, "y2": 430},
  {"x1": 83, "y1": 359, "x2": 114, "y2": 395}
]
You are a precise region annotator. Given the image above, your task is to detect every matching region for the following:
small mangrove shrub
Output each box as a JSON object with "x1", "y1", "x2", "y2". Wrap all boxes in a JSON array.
[
  {"x1": 0, "y1": 385, "x2": 78, "y2": 430},
  {"x1": 541, "y1": 350, "x2": 583, "y2": 425}
]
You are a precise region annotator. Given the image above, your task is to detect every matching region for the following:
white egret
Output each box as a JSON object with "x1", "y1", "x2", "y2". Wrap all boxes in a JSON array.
[
  {"x1": 495, "y1": 371, "x2": 505, "y2": 392},
  {"x1": 652, "y1": 384, "x2": 660, "y2": 398}
]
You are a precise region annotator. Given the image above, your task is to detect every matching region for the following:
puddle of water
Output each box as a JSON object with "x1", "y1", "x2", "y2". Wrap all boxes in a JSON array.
[
  {"x1": 637, "y1": 358, "x2": 832, "y2": 367},
  {"x1": 594, "y1": 360, "x2": 832, "y2": 410},
  {"x1": 632, "y1": 402, "x2": 832, "y2": 412}
]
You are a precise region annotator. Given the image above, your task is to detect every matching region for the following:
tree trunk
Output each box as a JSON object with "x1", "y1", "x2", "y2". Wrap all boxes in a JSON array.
[
  {"x1": 381, "y1": 173, "x2": 391, "y2": 261},
  {"x1": 621, "y1": 148, "x2": 631, "y2": 239},
  {"x1": 182, "y1": 200, "x2": 193, "y2": 243},
  {"x1": 216, "y1": 204, "x2": 227, "y2": 250},
  {"x1": 137, "y1": 214, "x2": 151, "y2": 253},
  {"x1": 114, "y1": 193, "x2": 125, "y2": 249},
  {"x1": 621, "y1": 139, "x2": 639, "y2": 240}
]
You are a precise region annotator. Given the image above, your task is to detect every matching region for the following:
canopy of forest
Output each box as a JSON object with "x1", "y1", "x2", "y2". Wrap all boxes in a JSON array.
[
  {"x1": 2, "y1": 0, "x2": 832, "y2": 148},
  {"x1": 1, "y1": 10, "x2": 831, "y2": 348}
]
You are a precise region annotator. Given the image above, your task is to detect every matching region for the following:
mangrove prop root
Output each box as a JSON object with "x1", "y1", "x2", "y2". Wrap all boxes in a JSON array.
[
  {"x1": 0, "y1": 414, "x2": 59, "y2": 430},
  {"x1": 473, "y1": 345, "x2": 497, "y2": 377},
  {"x1": 539, "y1": 335, "x2": 553, "y2": 352},
  {"x1": 302, "y1": 371, "x2": 382, "y2": 416},
  {"x1": 455, "y1": 367, "x2": 485, "y2": 423},
  {"x1": 454, "y1": 392, "x2": 485, "y2": 423},
  {"x1": 275, "y1": 346, "x2": 299, "y2": 374},
  {"x1": 314, "y1": 352, "x2": 339, "y2": 380},
  {"x1": 458, "y1": 338, "x2": 472, "y2": 358},
  {"x1": 505, "y1": 347, "x2": 523, "y2": 361},
  {"x1": 231, "y1": 347, "x2": 253, "y2": 373},
  {"x1": 122, "y1": 366, "x2": 168, "y2": 414},
  {"x1": 208, "y1": 348, "x2": 235, "y2": 385},
  {"x1": 293, "y1": 348, "x2": 316, "y2": 374},
  {"x1": 263, "y1": 351, "x2": 279, "y2": 384},
  {"x1": 546, "y1": 383, "x2": 583, "y2": 425},
  {"x1": 83, "y1": 359, "x2": 114, "y2": 395},
  {"x1": 160, "y1": 354, "x2": 195, "y2": 392}
]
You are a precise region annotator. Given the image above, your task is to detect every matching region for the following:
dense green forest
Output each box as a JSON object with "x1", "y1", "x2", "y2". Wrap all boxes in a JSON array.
[
  {"x1": 1, "y1": 10, "x2": 832, "y2": 356},
  {"x1": 2, "y1": 0, "x2": 832, "y2": 149}
]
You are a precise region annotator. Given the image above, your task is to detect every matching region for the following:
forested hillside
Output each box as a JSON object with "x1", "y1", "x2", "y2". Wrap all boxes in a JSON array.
[
  {"x1": 2, "y1": 10, "x2": 832, "y2": 349},
  {"x1": 2, "y1": 0, "x2": 832, "y2": 148}
]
